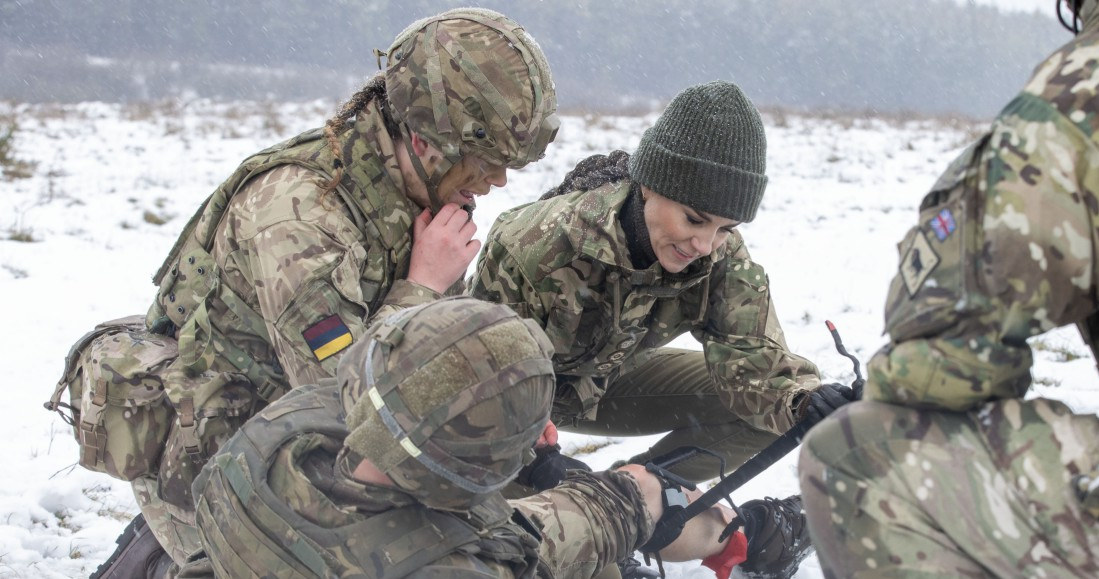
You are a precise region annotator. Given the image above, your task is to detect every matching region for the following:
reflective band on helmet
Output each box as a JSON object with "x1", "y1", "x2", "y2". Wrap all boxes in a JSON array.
[
  {"x1": 398, "y1": 437, "x2": 423, "y2": 458},
  {"x1": 361, "y1": 313, "x2": 552, "y2": 494},
  {"x1": 411, "y1": 416, "x2": 546, "y2": 493},
  {"x1": 367, "y1": 387, "x2": 385, "y2": 410}
]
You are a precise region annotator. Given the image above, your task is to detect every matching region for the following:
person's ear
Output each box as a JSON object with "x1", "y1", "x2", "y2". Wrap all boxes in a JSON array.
[{"x1": 409, "y1": 132, "x2": 431, "y2": 157}]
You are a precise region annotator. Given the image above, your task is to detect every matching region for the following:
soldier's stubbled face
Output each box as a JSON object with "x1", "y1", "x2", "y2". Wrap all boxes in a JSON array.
[{"x1": 642, "y1": 186, "x2": 739, "y2": 273}]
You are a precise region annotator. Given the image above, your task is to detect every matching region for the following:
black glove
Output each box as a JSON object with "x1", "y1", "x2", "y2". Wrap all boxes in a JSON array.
[
  {"x1": 801, "y1": 382, "x2": 859, "y2": 424},
  {"x1": 515, "y1": 444, "x2": 592, "y2": 491}
]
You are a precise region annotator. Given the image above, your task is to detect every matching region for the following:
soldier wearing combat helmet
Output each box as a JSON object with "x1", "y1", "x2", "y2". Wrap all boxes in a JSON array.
[
  {"x1": 184, "y1": 297, "x2": 768, "y2": 579},
  {"x1": 800, "y1": 0, "x2": 1099, "y2": 575},
  {"x1": 63, "y1": 8, "x2": 559, "y2": 577}
]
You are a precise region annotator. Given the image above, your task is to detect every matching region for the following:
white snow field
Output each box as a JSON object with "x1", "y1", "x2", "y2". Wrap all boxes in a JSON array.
[{"x1": 1, "y1": 99, "x2": 1095, "y2": 578}]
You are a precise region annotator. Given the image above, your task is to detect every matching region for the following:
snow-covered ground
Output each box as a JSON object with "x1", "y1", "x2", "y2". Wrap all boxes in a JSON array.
[{"x1": 1, "y1": 99, "x2": 1096, "y2": 578}]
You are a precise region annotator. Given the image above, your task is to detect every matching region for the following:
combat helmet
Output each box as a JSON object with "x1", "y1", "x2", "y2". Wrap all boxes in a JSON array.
[
  {"x1": 340, "y1": 297, "x2": 555, "y2": 511},
  {"x1": 381, "y1": 8, "x2": 560, "y2": 212}
]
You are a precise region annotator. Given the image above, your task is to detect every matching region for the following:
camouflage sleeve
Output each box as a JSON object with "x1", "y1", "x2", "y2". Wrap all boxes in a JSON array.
[
  {"x1": 697, "y1": 237, "x2": 821, "y2": 434},
  {"x1": 468, "y1": 223, "x2": 552, "y2": 324},
  {"x1": 243, "y1": 216, "x2": 370, "y2": 388},
  {"x1": 371, "y1": 279, "x2": 444, "y2": 322},
  {"x1": 867, "y1": 87, "x2": 1099, "y2": 410},
  {"x1": 228, "y1": 167, "x2": 432, "y2": 389}
]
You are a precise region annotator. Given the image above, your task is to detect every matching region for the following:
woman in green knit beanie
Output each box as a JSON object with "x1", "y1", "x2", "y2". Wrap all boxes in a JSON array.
[{"x1": 470, "y1": 81, "x2": 851, "y2": 578}]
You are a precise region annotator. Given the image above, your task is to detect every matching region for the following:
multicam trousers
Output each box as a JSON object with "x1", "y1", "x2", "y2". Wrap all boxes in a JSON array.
[
  {"x1": 132, "y1": 475, "x2": 201, "y2": 568},
  {"x1": 799, "y1": 398, "x2": 1099, "y2": 577}
]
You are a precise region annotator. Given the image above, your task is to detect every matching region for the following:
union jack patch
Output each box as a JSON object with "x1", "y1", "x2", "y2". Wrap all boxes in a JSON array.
[
  {"x1": 302, "y1": 315, "x2": 353, "y2": 361},
  {"x1": 928, "y1": 208, "x2": 956, "y2": 241}
]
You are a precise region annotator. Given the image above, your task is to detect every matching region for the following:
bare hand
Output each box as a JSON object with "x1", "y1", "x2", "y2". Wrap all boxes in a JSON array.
[
  {"x1": 535, "y1": 420, "x2": 559, "y2": 449},
  {"x1": 406, "y1": 204, "x2": 480, "y2": 294}
]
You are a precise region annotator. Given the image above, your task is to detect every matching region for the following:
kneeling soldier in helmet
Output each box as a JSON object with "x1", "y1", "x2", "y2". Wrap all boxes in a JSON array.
[
  {"x1": 182, "y1": 297, "x2": 757, "y2": 578},
  {"x1": 57, "y1": 8, "x2": 559, "y2": 577}
]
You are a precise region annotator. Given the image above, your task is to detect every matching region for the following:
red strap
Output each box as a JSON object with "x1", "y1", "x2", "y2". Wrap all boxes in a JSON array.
[{"x1": 701, "y1": 530, "x2": 748, "y2": 579}]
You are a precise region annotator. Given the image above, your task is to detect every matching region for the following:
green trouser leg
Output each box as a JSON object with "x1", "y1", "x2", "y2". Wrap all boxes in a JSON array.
[
  {"x1": 799, "y1": 398, "x2": 1099, "y2": 578},
  {"x1": 559, "y1": 347, "x2": 779, "y2": 484}
]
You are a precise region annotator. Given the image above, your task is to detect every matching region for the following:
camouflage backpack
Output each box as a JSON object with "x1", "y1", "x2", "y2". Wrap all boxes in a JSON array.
[{"x1": 46, "y1": 315, "x2": 177, "y2": 480}]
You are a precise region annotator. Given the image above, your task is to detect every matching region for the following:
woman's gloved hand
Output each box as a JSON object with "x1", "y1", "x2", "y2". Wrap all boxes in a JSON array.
[{"x1": 799, "y1": 382, "x2": 859, "y2": 424}]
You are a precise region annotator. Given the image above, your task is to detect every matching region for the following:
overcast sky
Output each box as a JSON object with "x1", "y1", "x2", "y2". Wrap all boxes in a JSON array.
[{"x1": 970, "y1": 0, "x2": 1055, "y2": 14}]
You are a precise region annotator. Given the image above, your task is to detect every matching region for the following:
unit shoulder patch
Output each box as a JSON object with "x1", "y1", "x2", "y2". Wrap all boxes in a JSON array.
[
  {"x1": 303, "y1": 314, "x2": 353, "y2": 361},
  {"x1": 900, "y1": 230, "x2": 940, "y2": 296}
]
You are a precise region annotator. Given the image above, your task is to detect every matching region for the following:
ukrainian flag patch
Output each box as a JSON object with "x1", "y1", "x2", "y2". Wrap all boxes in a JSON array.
[{"x1": 303, "y1": 315, "x2": 353, "y2": 361}]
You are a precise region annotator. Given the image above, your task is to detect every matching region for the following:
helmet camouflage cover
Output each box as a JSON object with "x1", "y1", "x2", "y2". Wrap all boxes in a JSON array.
[
  {"x1": 340, "y1": 297, "x2": 555, "y2": 511},
  {"x1": 383, "y1": 8, "x2": 560, "y2": 171}
]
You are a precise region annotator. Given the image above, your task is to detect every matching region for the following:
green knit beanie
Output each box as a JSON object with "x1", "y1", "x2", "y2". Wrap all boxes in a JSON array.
[{"x1": 628, "y1": 81, "x2": 768, "y2": 223}]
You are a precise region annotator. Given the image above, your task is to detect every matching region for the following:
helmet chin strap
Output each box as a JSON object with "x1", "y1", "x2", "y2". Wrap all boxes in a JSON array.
[{"x1": 401, "y1": 124, "x2": 456, "y2": 215}]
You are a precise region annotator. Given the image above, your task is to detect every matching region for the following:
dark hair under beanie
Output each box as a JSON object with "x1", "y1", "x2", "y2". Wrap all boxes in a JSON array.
[{"x1": 628, "y1": 81, "x2": 768, "y2": 223}]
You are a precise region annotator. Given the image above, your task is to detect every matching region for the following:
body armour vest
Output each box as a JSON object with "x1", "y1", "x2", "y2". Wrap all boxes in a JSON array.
[
  {"x1": 193, "y1": 383, "x2": 542, "y2": 579},
  {"x1": 146, "y1": 122, "x2": 413, "y2": 404}
]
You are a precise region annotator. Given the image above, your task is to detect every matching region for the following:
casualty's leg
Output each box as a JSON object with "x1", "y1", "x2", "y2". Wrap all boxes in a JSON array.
[{"x1": 512, "y1": 470, "x2": 654, "y2": 579}]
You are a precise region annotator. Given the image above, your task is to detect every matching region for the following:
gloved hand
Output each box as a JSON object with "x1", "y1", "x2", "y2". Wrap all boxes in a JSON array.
[
  {"x1": 800, "y1": 382, "x2": 859, "y2": 424},
  {"x1": 515, "y1": 444, "x2": 592, "y2": 491}
]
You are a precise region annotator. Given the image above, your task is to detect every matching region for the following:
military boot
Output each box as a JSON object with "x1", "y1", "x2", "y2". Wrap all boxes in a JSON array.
[
  {"x1": 616, "y1": 555, "x2": 660, "y2": 579},
  {"x1": 736, "y1": 495, "x2": 812, "y2": 579},
  {"x1": 90, "y1": 514, "x2": 175, "y2": 579}
]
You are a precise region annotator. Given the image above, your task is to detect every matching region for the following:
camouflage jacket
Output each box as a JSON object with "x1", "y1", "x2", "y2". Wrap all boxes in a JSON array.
[
  {"x1": 148, "y1": 100, "x2": 439, "y2": 399},
  {"x1": 470, "y1": 181, "x2": 819, "y2": 434},
  {"x1": 193, "y1": 382, "x2": 544, "y2": 578},
  {"x1": 868, "y1": 4, "x2": 1099, "y2": 410}
]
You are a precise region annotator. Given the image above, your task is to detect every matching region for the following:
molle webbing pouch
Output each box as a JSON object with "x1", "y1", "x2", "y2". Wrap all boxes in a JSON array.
[
  {"x1": 153, "y1": 244, "x2": 284, "y2": 403},
  {"x1": 156, "y1": 247, "x2": 218, "y2": 372},
  {"x1": 46, "y1": 315, "x2": 176, "y2": 481}
]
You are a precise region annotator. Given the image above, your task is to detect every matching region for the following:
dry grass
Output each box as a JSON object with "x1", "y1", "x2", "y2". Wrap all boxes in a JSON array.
[
  {"x1": 1032, "y1": 339, "x2": 1086, "y2": 363},
  {"x1": 567, "y1": 439, "x2": 617, "y2": 456},
  {"x1": 0, "y1": 115, "x2": 38, "y2": 180}
]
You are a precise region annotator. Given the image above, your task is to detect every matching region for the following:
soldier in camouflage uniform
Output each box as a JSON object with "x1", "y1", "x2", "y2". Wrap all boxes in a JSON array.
[
  {"x1": 180, "y1": 297, "x2": 755, "y2": 579},
  {"x1": 470, "y1": 81, "x2": 849, "y2": 578},
  {"x1": 799, "y1": 1, "x2": 1099, "y2": 575},
  {"x1": 85, "y1": 8, "x2": 559, "y2": 577}
]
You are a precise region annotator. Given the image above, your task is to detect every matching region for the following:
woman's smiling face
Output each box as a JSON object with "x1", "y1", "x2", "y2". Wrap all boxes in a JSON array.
[{"x1": 641, "y1": 186, "x2": 739, "y2": 273}]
